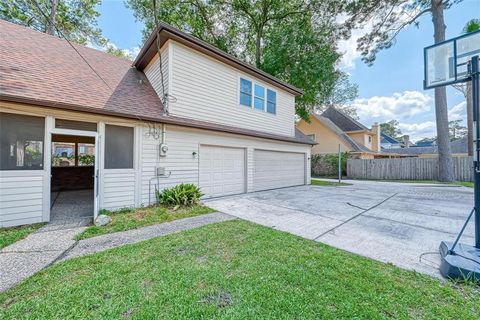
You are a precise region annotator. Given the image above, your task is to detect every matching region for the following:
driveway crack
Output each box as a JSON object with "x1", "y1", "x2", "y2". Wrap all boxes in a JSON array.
[
  {"x1": 346, "y1": 203, "x2": 368, "y2": 211},
  {"x1": 314, "y1": 193, "x2": 398, "y2": 240}
]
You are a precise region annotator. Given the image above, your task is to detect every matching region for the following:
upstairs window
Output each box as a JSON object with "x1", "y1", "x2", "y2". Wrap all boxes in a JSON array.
[
  {"x1": 267, "y1": 89, "x2": 276, "y2": 114},
  {"x1": 254, "y1": 84, "x2": 265, "y2": 110},
  {"x1": 239, "y1": 78, "x2": 252, "y2": 107},
  {"x1": 239, "y1": 77, "x2": 277, "y2": 115}
]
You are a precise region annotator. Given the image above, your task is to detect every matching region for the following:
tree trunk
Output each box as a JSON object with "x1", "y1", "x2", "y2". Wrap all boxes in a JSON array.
[
  {"x1": 467, "y1": 82, "x2": 474, "y2": 156},
  {"x1": 431, "y1": 0, "x2": 454, "y2": 182},
  {"x1": 46, "y1": 0, "x2": 58, "y2": 35},
  {"x1": 255, "y1": 30, "x2": 262, "y2": 68}
]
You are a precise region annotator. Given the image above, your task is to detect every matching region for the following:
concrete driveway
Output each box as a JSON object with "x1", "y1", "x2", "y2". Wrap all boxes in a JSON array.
[{"x1": 205, "y1": 180, "x2": 475, "y2": 278}]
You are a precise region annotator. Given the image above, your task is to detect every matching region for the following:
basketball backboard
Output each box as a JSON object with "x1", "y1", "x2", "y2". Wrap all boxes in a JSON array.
[{"x1": 424, "y1": 30, "x2": 480, "y2": 89}]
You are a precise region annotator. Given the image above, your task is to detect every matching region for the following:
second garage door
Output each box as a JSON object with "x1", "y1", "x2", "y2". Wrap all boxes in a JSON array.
[
  {"x1": 254, "y1": 150, "x2": 305, "y2": 191},
  {"x1": 199, "y1": 145, "x2": 246, "y2": 198}
]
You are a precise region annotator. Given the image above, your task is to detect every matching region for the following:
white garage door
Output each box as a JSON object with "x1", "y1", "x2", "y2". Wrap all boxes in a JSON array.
[
  {"x1": 199, "y1": 145, "x2": 246, "y2": 198},
  {"x1": 254, "y1": 150, "x2": 305, "y2": 191}
]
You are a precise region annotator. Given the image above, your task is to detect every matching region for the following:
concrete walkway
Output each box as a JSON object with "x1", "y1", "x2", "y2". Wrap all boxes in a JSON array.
[
  {"x1": 0, "y1": 212, "x2": 234, "y2": 292},
  {"x1": 59, "y1": 213, "x2": 235, "y2": 261}
]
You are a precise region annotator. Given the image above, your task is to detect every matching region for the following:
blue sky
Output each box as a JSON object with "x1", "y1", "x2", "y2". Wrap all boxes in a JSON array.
[{"x1": 97, "y1": 0, "x2": 480, "y2": 141}]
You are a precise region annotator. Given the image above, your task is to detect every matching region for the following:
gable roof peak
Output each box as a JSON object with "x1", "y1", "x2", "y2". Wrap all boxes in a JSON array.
[{"x1": 133, "y1": 21, "x2": 303, "y2": 96}]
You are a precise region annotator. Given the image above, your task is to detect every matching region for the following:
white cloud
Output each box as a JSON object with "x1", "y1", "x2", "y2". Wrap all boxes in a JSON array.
[
  {"x1": 336, "y1": 6, "x2": 419, "y2": 70},
  {"x1": 337, "y1": 29, "x2": 364, "y2": 69},
  {"x1": 448, "y1": 101, "x2": 466, "y2": 121},
  {"x1": 398, "y1": 121, "x2": 437, "y2": 141},
  {"x1": 352, "y1": 90, "x2": 432, "y2": 122},
  {"x1": 122, "y1": 46, "x2": 141, "y2": 58}
]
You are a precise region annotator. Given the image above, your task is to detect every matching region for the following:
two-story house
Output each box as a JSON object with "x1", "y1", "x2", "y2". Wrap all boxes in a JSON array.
[
  {"x1": 0, "y1": 21, "x2": 313, "y2": 227},
  {"x1": 296, "y1": 107, "x2": 381, "y2": 159}
]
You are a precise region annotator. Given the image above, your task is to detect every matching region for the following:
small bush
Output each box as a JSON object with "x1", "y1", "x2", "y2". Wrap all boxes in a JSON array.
[
  {"x1": 156, "y1": 183, "x2": 203, "y2": 208},
  {"x1": 311, "y1": 152, "x2": 349, "y2": 177}
]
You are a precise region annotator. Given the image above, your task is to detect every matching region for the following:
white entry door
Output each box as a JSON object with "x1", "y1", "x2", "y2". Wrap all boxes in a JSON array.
[
  {"x1": 254, "y1": 150, "x2": 305, "y2": 191},
  {"x1": 199, "y1": 145, "x2": 246, "y2": 198}
]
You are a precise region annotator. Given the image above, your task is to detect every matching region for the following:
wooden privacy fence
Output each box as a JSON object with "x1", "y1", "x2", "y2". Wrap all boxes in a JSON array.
[{"x1": 347, "y1": 156, "x2": 474, "y2": 182}]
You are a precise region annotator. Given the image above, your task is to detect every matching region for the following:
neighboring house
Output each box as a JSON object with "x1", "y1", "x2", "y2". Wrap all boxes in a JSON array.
[
  {"x1": 380, "y1": 133, "x2": 403, "y2": 149},
  {"x1": 296, "y1": 107, "x2": 381, "y2": 159},
  {"x1": 388, "y1": 137, "x2": 468, "y2": 158},
  {"x1": 0, "y1": 21, "x2": 314, "y2": 227},
  {"x1": 415, "y1": 140, "x2": 436, "y2": 147}
]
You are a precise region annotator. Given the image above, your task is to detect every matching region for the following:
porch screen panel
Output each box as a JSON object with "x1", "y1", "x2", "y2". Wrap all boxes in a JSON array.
[
  {"x1": 0, "y1": 112, "x2": 45, "y2": 170},
  {"x1": 104, "y1": 125, "x2": 134, "y2": 169}
]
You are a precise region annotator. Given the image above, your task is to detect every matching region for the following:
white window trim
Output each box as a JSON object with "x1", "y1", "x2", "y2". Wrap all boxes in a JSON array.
[
  {"x1": 307, "y1": 134, "x2": 316, "y2": 142},
  {"x1": 266, "y1": 88, "x2": 277, "y2": 115},
  {"x1": 238, "y1": 75, "x2": 277, "y2": 115}
]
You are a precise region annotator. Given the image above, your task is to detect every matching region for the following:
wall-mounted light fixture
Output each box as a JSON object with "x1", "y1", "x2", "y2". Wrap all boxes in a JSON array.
[{"x1": 192, "y1": 151, "x2": 198, "y2": 159}]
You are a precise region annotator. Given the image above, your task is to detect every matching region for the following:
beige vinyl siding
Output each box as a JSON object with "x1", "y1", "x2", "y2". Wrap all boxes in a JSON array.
[
  {"x1": 0, "y1": 171, "x2": 45, "y2": 227},
  {"x1": 101, "y1": 170, "x2": 136, "y2": 210},
  {"x1": 144, "y1": 47, "x2": 169, "y2": 101},
  {"x1": 168, "y1": 41, "x2": 295, "y2": 137}
]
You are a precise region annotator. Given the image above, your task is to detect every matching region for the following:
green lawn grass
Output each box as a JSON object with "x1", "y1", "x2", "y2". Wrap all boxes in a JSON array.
[
  {"x1": 0, "y1": 223, "x2": 45, "y2": 250},
  {"x1": 1, "y1": 220, "x2": 478, "y2": 319},
  {"x1": 452, "y1": 181, "x2": 474, "y2": 188},
  {"x1": 311, "y1": 179, "x2": 352, "y2": 186},
  {"x1": 371, "y1": 179, "x2": 474, "y2": 188},
  {"x1": 75, "y1": 205, "x2": 216, "y2": 240}
]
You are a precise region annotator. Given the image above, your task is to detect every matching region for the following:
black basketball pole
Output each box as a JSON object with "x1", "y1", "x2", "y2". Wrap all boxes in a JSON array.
[
  {"x1": 439, "y1": 55, "x2": 480, "y2": 281},
  {"x1": 472, "y1": 55, "x2": 480, "y2": 249}
]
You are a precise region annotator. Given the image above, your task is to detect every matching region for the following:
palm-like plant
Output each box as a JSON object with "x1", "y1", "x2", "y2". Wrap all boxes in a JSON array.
[{"x1": 463, "y1": 19, "x2": 480, "y2": 33}]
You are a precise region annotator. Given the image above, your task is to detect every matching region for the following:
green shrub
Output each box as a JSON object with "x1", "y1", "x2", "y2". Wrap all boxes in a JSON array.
[
  {"x1": 156, "y1": 183, "x2": 203, "y2": 208},
  {"x1": 311, "y1": 152, "x2": 349, "y2": 177}
]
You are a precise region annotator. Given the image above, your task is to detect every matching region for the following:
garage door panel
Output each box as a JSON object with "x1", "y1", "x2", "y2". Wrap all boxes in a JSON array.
[
  {"x1": 254, "y1": 150, "x2": 305, "y2": 191},
  {"x1": 199, "y1": 145, "x2": 246, "y2": 198}
]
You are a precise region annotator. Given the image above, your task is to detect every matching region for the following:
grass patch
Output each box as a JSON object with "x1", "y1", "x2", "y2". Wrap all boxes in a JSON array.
[
  {"x1": 0, "y1": 223, "x2": 45, "y2": 250},
  {"x1": 452, "y1": 181, "x2": 474, "y2": 188},
  {"x1": 1, "y1": 220, "x2": 478, "y2": 319},
  {"x1": 311, "y1": 179, "x2": 352, "y2": 186},
  {"x1": 75, "y1": 205, "x2": 216, "y2": 240},
  {"x1": 370, "y1": 179, "x2": 474, "y2": 188}
]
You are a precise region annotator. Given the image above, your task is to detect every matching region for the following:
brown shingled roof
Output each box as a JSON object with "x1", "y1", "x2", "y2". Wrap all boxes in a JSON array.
[
  {"x1": 0, "y1": 20, "x2": 312, "y2": 145},
  {"x1": 0, "y1": 19, "x2": 165, "y2": 118}
]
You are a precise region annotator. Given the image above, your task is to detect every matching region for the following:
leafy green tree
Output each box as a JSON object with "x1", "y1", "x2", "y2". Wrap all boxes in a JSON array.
[
  {"x1": 416, "y1": 137, "x2": 437, "y2": 145},
  {"x1": 380, "y1": 120, "x2": 402, "y2": 139},
  {"x1": 342, "y1": 0, "x2": 463, "y2": 181},
  {"x1": 105, "y1": 45, "x2": 133, "y2": 60},
  {"x1": 126, "y1": 0, "x2": 342, "y2": 120},
  {"x1": 0, "y1": 0, "x2": 105, "y2": 46},
  {"x1": 463, "y1": 18, "x2": 480, "y2": 33},
  {"x1": 322, "y1": 72, "x2": 359, "y2": 119},
  {"x1": 449, "y1": 119, "x2": 467, "y2": 141}
]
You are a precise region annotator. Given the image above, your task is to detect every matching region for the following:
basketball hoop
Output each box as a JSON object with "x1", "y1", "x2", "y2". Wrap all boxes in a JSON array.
[{"x1": 424, "y1": 30, "x2": 480, "y2": 281}]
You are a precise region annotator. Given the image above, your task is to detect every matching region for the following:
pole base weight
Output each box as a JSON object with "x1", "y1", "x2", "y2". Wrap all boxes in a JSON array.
[{"x1": 439, "y1": 241, "x2": 480, "y2": 281}]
